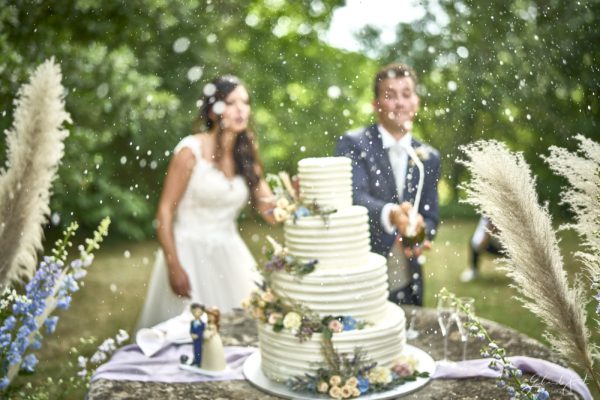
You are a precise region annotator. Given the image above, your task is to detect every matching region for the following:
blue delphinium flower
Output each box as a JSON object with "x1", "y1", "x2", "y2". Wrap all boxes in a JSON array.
[
  {"x1": 357, "y1": 376, "x2": 369, "y2": 394},
  {"x1": 21, "y1": 354, "x2": 38, "y2": 372},
  {"x1": 63, "y1": 275, "x2": 79, "y2": 293},
  {"x1": 535, "y1": 388, "x2": 550, "y2": 400},
  {"x1": 45, "y1": 316, "x2": 59, "y2": 334},
  {"x1": 7, "y1": 341, "x2": 23, "y2": 365},
  {"x1": 56, "y1": 294, "x2": 72, "y2": 310},
  {"x1": 488, "y1": 360, "x2": 501, "y2": 371},
  {"x1": 0, "y1": 332, "x2": 11, "y2": 349},
  {"x1": 30, "y1": 339, "x2": 42, "y2": 350},
  {"x1": 73, "y1": 268, "x2": 88, "y2": 280},
  {"x1": 1, "y1": 258, "x2": 65, "y2": 377},
  {"x1": 23, "y1": 316, "x2": 38, "y2": 332},
  {"x1": 513, "y1": 369, "x2": 523, "y2": 378},
  {"x1": 12, "y1": 297, "x2": 31, "y2": 315},
  {"x1": 342, "y1": 316, "x2": 357, "y2": 331},
  {"x1": 3, "y1": 316, "x2": 16, "y2": 331},
  {"x1": 0, "y1": 219, "x2": 110, "y2": 389},
  {"x1": 0, "y1": 376, "x2": 9, "y2": 389}
]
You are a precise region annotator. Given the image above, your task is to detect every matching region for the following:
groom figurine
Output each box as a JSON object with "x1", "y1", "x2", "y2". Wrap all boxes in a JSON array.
[
  {"x1": 336, "y1": 63, "x2": 440, "y2": 306},
  {"x1": 190, "y1": 303, "x2": 206, "y2": 366}
]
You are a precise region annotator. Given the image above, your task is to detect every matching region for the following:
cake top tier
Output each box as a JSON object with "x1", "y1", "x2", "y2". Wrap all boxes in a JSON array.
[{"x1": 297, "y1": 157, "x2": 352, "y2": 210}]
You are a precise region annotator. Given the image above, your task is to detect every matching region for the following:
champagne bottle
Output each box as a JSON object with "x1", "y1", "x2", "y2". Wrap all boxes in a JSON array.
[{"x1": 401, "y1": 215, "x2": 425, "y2": 247}]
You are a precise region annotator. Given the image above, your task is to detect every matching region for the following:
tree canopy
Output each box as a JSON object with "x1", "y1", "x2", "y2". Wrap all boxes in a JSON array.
[{"x1": 1, "y1": 0, "x2": 597, "y2": 239}]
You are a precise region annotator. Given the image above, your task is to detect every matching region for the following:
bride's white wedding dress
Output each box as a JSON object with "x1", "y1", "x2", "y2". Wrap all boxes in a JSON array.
[{"x1": 136, "y1": 135, "x2": 258, "y2": 331}]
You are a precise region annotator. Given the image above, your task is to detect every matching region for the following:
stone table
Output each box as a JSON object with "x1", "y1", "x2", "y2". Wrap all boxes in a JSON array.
[{"x1": 88, "y1": 308, "x2": 581, "y2": 399}]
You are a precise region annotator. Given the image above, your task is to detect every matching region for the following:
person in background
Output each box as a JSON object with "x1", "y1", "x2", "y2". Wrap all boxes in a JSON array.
[
  {"x1": 460, "y1": 216, "x2": 503, "y2": 282},
  {"x1": 136, "y1": 75, "x2": 275, "y2": 331},
  {"x1": 336, "y1": 63, "x2": 440, "y2": 306}
]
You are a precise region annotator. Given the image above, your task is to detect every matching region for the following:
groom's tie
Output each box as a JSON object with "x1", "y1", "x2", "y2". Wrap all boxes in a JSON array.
[{"x1": 388, "y1": 143, "x2": 407, "y2": 201}]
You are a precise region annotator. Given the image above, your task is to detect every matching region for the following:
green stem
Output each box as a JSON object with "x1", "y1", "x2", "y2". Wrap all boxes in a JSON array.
[
  {"x1": 471, "y1": 318, "x2": 534, "y2": 399},
  {"x1": 586, "y1": 364, "x2": 600, "y2": 396},
  {"x1": 52, "y1": 222, "x2": 78, "y2": 261}
]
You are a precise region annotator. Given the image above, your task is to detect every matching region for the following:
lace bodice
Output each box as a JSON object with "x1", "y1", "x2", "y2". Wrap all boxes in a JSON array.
[{"x1": 172, "y1": 135, "x2": 249, "y2": 238}]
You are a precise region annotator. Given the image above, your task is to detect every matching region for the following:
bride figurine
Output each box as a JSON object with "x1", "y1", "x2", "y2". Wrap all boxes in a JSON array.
[{"x1": 200, "y1": 307, "x2": 227, "y2": 371}]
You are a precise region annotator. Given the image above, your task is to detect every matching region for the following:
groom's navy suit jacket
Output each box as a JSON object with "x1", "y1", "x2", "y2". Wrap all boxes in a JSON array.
[{"x1": 335, "y1": 124, "x2": 440, "y2": 257}]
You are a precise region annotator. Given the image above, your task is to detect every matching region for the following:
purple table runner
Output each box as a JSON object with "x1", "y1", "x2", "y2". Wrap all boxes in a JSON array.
[
  {"x1": 433, "y1": 356, "x2": 592, "y2": 400},
  {"x1": 93, "y1": 344, "x2": 591, "y2": 399},
  {"x1": 93, "y1": 344, "x2": 253, "y2": 383}
]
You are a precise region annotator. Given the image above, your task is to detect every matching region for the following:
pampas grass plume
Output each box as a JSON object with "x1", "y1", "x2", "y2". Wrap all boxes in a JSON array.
[
  {"x1": 544, "y1": 135, "x2": 600, "y2": 286},
  {"x1": 0, "y1": 59, "x2": 71, "y2": 287},
  {"x1": 457, "y1": 140, "x2": 599, "y2": 391}
]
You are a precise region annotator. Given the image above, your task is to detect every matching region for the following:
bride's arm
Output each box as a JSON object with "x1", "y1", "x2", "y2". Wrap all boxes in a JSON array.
[
  {"x1": 252, "y1": 164, "x2": 276, "y2": 225},
  {"x1": 156, "y1": 147, "x2": 196, "y2": 298}
]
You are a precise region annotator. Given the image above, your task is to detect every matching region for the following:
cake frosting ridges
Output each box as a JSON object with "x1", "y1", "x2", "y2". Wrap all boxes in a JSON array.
[
  {"x1": 253, "y1": 156, "x2": 407, "y2": 388},
  {"x1": 284, "y1": 206, "x2": 371, "y2": 269},
  {"x1": 297, "y1": 156, "x2": 352, "y2": 210},
  {"x1": 258, "y1": 303, "x2": 406, "y2": 382},
  {"x1": 269, "y1": 253, "x2": 389, "y2": 321}
]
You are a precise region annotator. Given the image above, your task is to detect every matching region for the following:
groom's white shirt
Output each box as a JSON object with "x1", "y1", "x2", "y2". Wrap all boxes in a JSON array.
[{"x1": 379, "y1": 125, "x2": 413, "y2": 236}]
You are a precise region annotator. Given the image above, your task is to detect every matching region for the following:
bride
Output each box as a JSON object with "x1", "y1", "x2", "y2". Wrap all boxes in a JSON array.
[{"x1": 136, "y1": 75, "x2": 275, "y2": 330}]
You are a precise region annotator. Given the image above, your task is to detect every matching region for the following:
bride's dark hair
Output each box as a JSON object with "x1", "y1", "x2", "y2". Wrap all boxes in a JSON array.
[{"x1": 195, "y1": 75, "x2": 262, "y2": 203}]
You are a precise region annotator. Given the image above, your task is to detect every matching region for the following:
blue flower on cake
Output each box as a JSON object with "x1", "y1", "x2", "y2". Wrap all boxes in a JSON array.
[
  {"x1": 341, "y1": 316, "x2": 357, "y2": 331},
  {"x1": 357, "y1": 376, "x2": 369, "y2": 394}
]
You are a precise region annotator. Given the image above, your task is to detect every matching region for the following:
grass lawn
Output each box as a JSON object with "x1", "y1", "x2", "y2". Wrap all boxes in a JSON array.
[{"x1": 9, "y1": 217, "x2": 597, "y2": 398}]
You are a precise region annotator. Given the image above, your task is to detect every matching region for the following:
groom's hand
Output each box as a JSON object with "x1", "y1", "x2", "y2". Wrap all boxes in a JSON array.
[
  {"x1": 402, "y1": 239, "x2": 432, "y2": 259},
  {"x1": 390, "y1": 204, "x2": 410, "y2": 236}
]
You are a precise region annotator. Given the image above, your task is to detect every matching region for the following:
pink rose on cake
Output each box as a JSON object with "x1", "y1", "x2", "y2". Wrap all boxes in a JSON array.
[
  {"x1": 328, "y1": 319, "x2": 343, "y2": 333},
  {"x1": 391, "y1": 354, "x2": 418, "y2": 377},
  {"x1": 267, "y1": 312, "x2": 283, "y2": 325}
]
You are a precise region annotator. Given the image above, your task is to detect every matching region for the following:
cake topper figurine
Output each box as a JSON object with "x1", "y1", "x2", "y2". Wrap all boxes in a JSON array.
[
  {"x1": 190, "y1": 303, "x2": 206, "y2": 367},
  {"x1": 179, "y1": 304, "x2": 229, "y2": 375},
  {"x1": 200, "y1": 307, "x2": 227, "y2": 371}
]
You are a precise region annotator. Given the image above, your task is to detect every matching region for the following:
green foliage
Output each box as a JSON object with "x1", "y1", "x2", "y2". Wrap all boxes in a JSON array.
[
  {"x1": 0, "y1": 0, "x2": 369, "y2": 239},
  {"x1": 1, "y1": 0, "x2": 597, "y2": 238},
  {"x1": 359, "y1": 0, "x2": 600, "y2": 214}
]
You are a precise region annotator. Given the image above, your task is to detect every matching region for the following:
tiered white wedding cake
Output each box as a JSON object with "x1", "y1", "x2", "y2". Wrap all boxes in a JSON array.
[{"x1": 257, "y1": 157, "x2": 407, "y2": 382}]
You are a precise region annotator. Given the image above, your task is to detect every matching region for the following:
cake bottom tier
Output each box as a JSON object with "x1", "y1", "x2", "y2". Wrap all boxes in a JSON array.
[{"x1": 257, "y1": 302, "x2": 406, "y2": 382}]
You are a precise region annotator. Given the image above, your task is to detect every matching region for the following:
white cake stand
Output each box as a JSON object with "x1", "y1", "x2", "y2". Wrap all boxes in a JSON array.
[{"x1": 243, "y1": 344, "x2": 435, "y2": 399}]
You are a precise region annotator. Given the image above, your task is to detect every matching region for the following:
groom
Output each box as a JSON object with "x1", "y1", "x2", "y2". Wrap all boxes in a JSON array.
[{"x1": 336, "y1": 63, "x2": 440, "y2": 306}]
